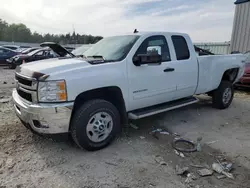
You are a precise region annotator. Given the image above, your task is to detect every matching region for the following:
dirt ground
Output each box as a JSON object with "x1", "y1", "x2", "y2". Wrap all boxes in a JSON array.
[{"x1": 0, "y1": 66, "x2": 250, "y2": 188}]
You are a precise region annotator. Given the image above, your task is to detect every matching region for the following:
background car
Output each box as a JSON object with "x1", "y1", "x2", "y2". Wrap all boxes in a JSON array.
[
  {"x1": 2, "y1": 45, "x2": 20, "y2": 51},
  {"x1": 236, "y1": 51, "x2": 250, "y2": 87},
  {"x1": 7, "y1": 48, "x2": 58, "y2": 69},
  {"x1": 20, "y1": 47, "x2": 41, "y2": 54},
  {"x1": 0, "y1": 47, "x2": 20, "y2": 65}
]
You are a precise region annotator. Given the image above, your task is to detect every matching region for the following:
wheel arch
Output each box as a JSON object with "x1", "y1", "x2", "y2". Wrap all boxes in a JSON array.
[
  {"x1": 221, "y1": 68, "x2": 239, "y2": 83},
  {"x1": 69, "y1": 86, "x2": 127, "y2": 131}
]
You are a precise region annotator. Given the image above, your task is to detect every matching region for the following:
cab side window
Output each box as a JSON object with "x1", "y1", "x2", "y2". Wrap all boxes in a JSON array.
[
  {"x1": 171, "y1": 35, "x2": 190, "y2": 60},
  {"x1": 134, "y1": 35, "x2": 171, "y2": 63}
]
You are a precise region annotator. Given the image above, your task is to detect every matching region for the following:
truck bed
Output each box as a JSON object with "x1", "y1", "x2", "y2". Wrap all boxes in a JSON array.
[{"x1": 195, "y1": 54, "x2": 245, "y2": 94}]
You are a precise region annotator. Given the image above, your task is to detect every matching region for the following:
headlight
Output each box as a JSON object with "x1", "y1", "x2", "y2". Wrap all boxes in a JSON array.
[{"x1": 38, "y1": 80, "x2": 67, "y2": 102}]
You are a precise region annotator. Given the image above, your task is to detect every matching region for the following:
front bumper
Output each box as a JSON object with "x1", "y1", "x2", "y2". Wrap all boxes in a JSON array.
[{"x1": 12, "y1": 89, "x2": 73, "y2": 134}]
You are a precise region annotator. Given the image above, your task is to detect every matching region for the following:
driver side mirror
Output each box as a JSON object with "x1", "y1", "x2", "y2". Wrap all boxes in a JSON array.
[{"x1": 133, "y1": 45, "x2": 162, "y2": 66}]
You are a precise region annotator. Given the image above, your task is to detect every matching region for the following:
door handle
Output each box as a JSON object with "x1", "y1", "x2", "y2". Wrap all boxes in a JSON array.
[{"x1": 163, "y1": 67, "x2": 175, "y2": 72}]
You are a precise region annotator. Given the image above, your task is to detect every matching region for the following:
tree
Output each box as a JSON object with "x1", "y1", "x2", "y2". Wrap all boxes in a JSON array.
[{"x1": 0, "y1": 18, "x2": 103, "y2": 44}]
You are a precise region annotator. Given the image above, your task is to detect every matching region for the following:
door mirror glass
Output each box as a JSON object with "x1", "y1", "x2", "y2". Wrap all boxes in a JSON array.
[
  {"x1": 133, "y1": 53, "x2": 162, "y2": 66},
  {"x1": 147, "y1": 46, "x2": 161, "y2": 55}
]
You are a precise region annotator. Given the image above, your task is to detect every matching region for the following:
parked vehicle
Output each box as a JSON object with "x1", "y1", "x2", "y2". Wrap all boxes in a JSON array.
[
  {"x1": 7, "y1": 48, "x2": 57, "y2": 69},
  {"x1": 21, "y1": 47, "x2": 41, "y2": 54},
  {"x1": 235, "y1": 51, "x2": 250, "y2": 87},
  {"x1": 16, "y1": 46, "x2": 32, "y2": 53},
  {"x1": 0, "y1": 47, "x2": 20, "y2": 65},
  {"x1": 2, "y1": 45, "x2": 20, "y2": 51},
  {"x1": 12, "y1": 32, "x2": 245, "y2": 151}
]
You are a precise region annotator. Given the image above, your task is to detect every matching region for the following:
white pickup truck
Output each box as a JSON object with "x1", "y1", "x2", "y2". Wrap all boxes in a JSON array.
[{"x1": 13, "y1": 31, "x2": 245, "y2": 151}]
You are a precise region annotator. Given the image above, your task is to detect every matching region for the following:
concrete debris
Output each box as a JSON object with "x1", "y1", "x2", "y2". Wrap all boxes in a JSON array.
[
  {"x1": 130, "y1": 123, "x2": 139, "y2": 130},
  {"x1": 195, "y1": 185, "x2": 200, "y2": 188},
  {"x1": 197, "y1": 168, "x2": 213, "y2": 177},
  {"x1": 185, "y1": 174, "x2": 193, "y2": 184},
  {"x1": 174, "y1": 150, "x2": 185, "y2": 158},
  {"x1": 190, "y1": 164, "x2": 204, "y2": 168},
  {"x1": 176, "y1": 165, "x2": 189, "y2": 175},
  {"x1": 221, "y1": 162, "x2": 233, "y2": 172},
  {"x1": 212, "y1": 163, "x2": 234, "y2": 179},
  {"x1": 206, "y1": 140, "x2": 219, "y2": 145},
  {"x1": 0, "y1": 98, "x2": 11, "y2": 103},
  {"x1": 154, "y1": 155, "x2": 167, "y2": 166},
  {"x1": 139, "y1": 136, "x2": 145, "y2": 139},
  {"x1": 217, "y1": 175, "x2": 226, "y2": 179},
  {"x1": 185, "y1": 173, "x2": 197, "y2": 184}
]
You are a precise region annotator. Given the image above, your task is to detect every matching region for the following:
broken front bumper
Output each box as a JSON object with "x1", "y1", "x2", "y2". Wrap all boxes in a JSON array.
[{"x1": 12, "y1": 89, "x2": 73, "y2": 134}]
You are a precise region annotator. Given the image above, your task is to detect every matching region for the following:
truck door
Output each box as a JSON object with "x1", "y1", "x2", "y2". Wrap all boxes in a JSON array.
[
  {"x1": 127, "y1": 35, "x2": 177, "y2": 111},
  {"x1": 169, "y1": 35, "x2": 198, "y2": 100}
]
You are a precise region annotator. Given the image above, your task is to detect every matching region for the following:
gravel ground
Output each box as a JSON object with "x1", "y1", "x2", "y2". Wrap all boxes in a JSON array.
[{"x1": 0, "y1": 67, "x2": 250, "y2": 188}]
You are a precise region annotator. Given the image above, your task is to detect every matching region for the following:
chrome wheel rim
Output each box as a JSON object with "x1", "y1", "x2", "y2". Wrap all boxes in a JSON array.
[
  {"x1": 222, "y1": 88, "x2": 232, "y2": 104},
  {"x1": 86, "y1": 112, "x2": 113, "y2": 143}
]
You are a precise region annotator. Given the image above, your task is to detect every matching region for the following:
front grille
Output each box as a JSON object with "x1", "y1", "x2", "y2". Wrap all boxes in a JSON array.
[
  {"x1": 15, "y1": 73, "x2": 37, "y2": 103},
  {"x1": 15, "y1": 74, "x2": 32, "y2": 86},
  {"x1": 17, "y1": 89, "x2": 32, "y2": 102}
]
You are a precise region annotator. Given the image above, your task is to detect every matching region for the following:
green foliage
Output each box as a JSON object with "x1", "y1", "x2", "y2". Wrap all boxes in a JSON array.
[{"x1": 0, "y1": 18, "x2": 103, "y2": 44}]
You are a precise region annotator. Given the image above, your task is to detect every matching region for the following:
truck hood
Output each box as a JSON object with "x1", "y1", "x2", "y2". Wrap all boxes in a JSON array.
[{"x1": 16, "y1": 57, "x2": 91, "y2": 80}]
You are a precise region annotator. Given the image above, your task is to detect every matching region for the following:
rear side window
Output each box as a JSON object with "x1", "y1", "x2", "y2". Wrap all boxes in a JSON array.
[{"x1": 171, "y1": 35, "x2": 190, "y2": 60}]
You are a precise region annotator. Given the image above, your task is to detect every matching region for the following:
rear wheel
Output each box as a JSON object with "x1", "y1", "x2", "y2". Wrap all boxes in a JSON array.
[
  {"x1": 70, "y1": 99, "x2": 121, "y2": 151},
  {"x1": 212, "y1": 81, "x2": 234, "y2": 109}
]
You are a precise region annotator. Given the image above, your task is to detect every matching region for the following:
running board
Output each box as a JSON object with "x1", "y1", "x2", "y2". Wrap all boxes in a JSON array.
[{"x1": 128, "y1": 97, "x2": 199, "y2": 120}]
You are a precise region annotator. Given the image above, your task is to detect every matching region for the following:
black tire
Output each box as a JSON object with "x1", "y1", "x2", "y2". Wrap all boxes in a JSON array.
[
  {"x1": 9, "y1": 63, "x2": 16, "y2": 69},
  {"x1": 70, "y1": 99, "x2": 121, "y2": 151},
  {"x1": 212, "y1": 81, "x2": 234, "y2": 109}
]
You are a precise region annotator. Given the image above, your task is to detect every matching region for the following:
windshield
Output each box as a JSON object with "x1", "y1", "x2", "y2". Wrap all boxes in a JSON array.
[
  {"x1": 83, "y1": 35, "x2": 140, "y2": 61},
  {"x1": 72, "y1": 45, "x2": 91, "y2": 56}
]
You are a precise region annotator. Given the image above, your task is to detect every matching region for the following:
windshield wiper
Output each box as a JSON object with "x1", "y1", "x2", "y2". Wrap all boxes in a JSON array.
[{"x1": 87, "y1": 55, "x2": 105, "y2": 60}]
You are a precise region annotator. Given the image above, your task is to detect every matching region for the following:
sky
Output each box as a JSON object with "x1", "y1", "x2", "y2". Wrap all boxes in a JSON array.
[{"x1": 0, "y1": 0, "x2": 236, "y2": 42}]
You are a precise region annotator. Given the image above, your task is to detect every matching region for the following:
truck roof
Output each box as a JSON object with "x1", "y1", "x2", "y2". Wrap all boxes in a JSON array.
[{"x1": 122, "y1": 31, "x2": 189, "y2": 38}]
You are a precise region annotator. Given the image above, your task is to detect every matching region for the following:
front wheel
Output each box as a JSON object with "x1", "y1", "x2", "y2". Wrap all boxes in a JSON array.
[
  {"x1": 212, "y1": 81, "x2": 234, "y2": 109},
  {"x1": 70, "y1": 99, "x2": 121, "y2": 151}
]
